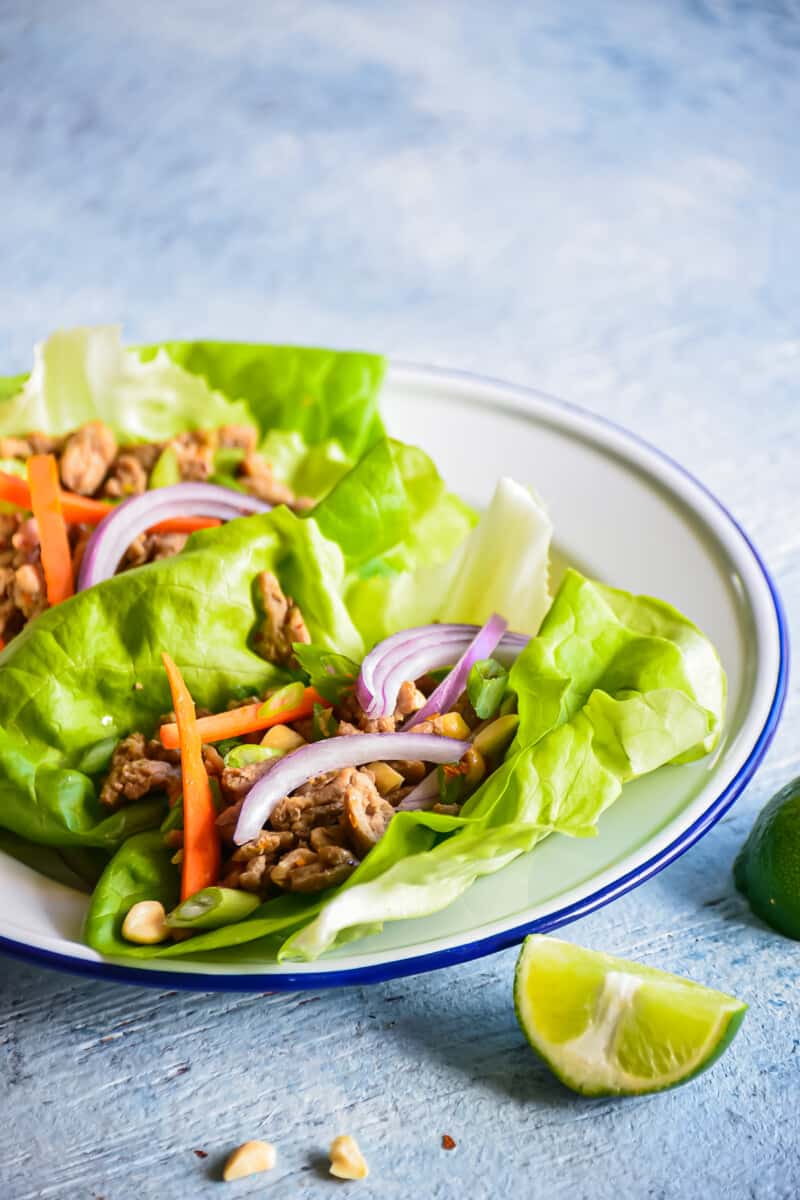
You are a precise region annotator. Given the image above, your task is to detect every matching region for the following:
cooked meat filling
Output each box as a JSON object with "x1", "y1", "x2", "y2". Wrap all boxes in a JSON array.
[
  {"x1": 100, "y1": 733, "x2": 182, "y2": 809},
  {"x1": 253, "y1": 570, "x2": 311, "y2": 666},
  {"x1": 60, "y1": 421, "x2": 118, "y2": 495}
]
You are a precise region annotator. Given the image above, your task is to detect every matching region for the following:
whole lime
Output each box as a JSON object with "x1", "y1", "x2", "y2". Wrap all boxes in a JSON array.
[{"x1": 734, "y1": 777, "x2": 800, "y2": 939}]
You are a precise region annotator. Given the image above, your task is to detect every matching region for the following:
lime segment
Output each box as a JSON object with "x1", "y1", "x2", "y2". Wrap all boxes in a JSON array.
[{"x1": 514, "y1": 936, "x2": 746, "y2": 1096}]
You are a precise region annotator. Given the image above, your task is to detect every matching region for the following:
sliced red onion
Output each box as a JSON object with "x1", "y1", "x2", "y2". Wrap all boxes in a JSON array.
[
  {"x1": 359, "y1": 628, "x2": 478, "y2": 719},
  {"x1": 357, "y1": 623, "x2": 529, "y2": 718},
  {"x1": 233, "y1": 732, "x2": 470, "y2": 845},
  {"x1": 405, "y1": 614, "x2": 507, "y2": 728},
  {"x1": 396, "y1": 769, "x2": 440, "y2": 812},
  {"x1": 356, "y1": 625, "x2": 466, "y2": 715},
  {"x1": 77, "y1": 483, "x2": 271, "y2": 590}
]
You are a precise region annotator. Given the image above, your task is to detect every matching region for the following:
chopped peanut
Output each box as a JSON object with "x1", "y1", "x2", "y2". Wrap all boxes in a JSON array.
[
  {"x1": 261, "y1": 724, "x2": 307, "y2": 753},
  {"x1": 121, "y1": 900, "x2": 169, "y2": 945},
  {"x1": 423, "y1": 711, "x2": 472, "y2": 740},
  {"x1": 329, "y1": 1134, "x2": 369, "y2": 1181},
  {"x1": 222, "y1": 1140, "x2": 277, "y2": 1181},
  {"x1": 434, "y1": 710, "x2": 472, "y2": 739},
  {"x1": 366, "y1": 761, "x2": 404, "y2": 795}
]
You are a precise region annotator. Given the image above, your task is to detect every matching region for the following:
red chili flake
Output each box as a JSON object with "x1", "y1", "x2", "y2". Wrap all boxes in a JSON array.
[
  {"x1": 441, "y1": 1134, "x2": 457, "y2": 1151},
  {"x1": 193, "y1": 1149, "x2": 209, "y2": 1159}
]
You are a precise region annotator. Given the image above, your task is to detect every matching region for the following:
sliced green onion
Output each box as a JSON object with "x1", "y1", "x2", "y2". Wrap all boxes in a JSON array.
[
  {"x1": 213, "y1": 446, "x2": 246, "y2": 476},
  {"x1": 467, "y1": 658, "x2": 509, "y2": 719},
  {"x1": 148, "y1": 446, "x2": 181, "y2": 489},
  {"x1": 223, "y1": 744, "x2": 283, "y2": 769},
  {"x1": 258, "y1": 681, "x2": 306, "y2": 718},
  {"x1": 166, "y1": 886, "x2": 261, "y2": 930}
]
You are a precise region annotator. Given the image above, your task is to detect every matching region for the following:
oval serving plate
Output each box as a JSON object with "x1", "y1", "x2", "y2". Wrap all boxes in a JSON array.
[{"x1": 0, "y1": 365, "x2": 787, "y2": 989}]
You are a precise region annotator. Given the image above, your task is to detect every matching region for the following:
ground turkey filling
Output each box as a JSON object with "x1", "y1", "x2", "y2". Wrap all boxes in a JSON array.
[
  {"x1": 0, "y1": 421, "x2": 313, "y2": 643},
  {"x1": 98, "y1": 573, "x2": 478, "y2": 900}
]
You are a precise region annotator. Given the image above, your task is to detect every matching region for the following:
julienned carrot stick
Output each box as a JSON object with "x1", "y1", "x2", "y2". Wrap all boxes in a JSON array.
[
  {"x1": 26, "y1": 456, "x2": 74, "y2": 605},
  {"x1": 0, "y1": 471, "x2": 221, "y2": 534},
  {"x1": 151, "y1": 515, "x2": 221, "y2": 534},
  {"x1": 1, "y1": 470, "x2": 112, "y2": 524},
  {"x1": 159, "y1": 686, "x2": 327, "y2": 750},
  {"x1": 161, "y1": 653, "x2": 221, "y2": 902}
]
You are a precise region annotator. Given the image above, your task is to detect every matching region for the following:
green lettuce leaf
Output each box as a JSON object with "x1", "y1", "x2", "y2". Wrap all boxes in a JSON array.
[
  {"x1": 0, "y1": 327, "x2": 386, "y2": 501},
  {"x1": 141, "y1": 339, "x2": 385, "y2": 462},
  {"x1": 0, "y1": 830, "x2": 107, "y2": 893},
  {"x1": 508, "y1": 569, "x2": 726, "y2": 757},
  {"x1": 291, "y1": 644, "x2": 359, "y2": 705},
  {"x1": 83, "y1": 832, "x2": 181, "y2": 955}
]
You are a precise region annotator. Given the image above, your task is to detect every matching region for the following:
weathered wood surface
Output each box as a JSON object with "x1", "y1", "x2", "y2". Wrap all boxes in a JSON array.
[{"x1": 1, "y1": 2, "x2": 798, "y2": 1196}]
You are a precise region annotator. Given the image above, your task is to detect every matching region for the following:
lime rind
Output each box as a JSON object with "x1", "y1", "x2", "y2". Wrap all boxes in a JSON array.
[
  {"x1": 514, "y1": 935, "x2": 746, "y2": 1096},
  {"x1": 734, "y1": 777, "x2": 800, "y2": 940}
]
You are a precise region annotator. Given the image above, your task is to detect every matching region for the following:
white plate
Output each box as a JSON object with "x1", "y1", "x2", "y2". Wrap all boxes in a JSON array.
[{"x1": 0, "y1": 365, "x2": 787, "y2": 989}]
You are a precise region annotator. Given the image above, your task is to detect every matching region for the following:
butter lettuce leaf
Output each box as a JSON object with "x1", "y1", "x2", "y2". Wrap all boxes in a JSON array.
[{"x1": 142, "y1": 339, "x2": 386, "y2": 463}]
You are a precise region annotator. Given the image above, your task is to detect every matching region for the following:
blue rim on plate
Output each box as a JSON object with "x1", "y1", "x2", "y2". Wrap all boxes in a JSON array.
[{"x1": 0, "y1": 370, "x2": 789, "y2": 991}]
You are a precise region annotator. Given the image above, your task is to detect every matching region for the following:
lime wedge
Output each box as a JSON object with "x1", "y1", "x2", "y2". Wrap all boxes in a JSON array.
[{"x1": 514, "y1": 935, "x2": 746, "y2": 1096}]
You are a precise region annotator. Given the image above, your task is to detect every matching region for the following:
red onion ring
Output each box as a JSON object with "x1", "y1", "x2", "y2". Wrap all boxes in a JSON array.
[
  {"x1": 357, "y1": 623, "x2": 530, "y2": 718},
  {"x1": 76, "y1": 483, "x2": 271, "y2": 590},
  {"x1": 233, "y1": 731, "x2": 470, "y2": 845},
  {"x1": 406, "y1": 614, "x2": 508, "y2": 728},
  {"x1": 395, "y1": 769, "x2": 441, "y2": 812}
]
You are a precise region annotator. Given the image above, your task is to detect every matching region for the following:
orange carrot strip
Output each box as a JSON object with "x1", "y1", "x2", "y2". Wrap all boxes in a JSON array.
[
  {"x1": 1, "y1": 471, "x2": 221, "y2": 533},
  {"x1": 150, "y1": 515, "x2": 221, "y2": 534},
  {"x1": 161, "y1": 653, "x2": 221, "y2": 901},
  {"x1": 159, "y1": 686, "x2": 327, "y2": 750},
  {"x1": 1, "y1": 471, "x2": 112, "y2": 523},
  {"x1": 26, "y1": 455, "x2": 74, "y2": 604}
]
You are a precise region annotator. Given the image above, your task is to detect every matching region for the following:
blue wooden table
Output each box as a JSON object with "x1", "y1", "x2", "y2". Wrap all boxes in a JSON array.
[{"x1": 1, "y1": 3, "x2": 798, "y2": 1196}]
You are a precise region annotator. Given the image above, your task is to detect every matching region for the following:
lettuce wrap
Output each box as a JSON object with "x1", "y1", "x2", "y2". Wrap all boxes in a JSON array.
[
  {"x1": 0, "y1": 325, "x2": 386, "y2": 501},
  {"x1": 0, "y1": 346, "x2": 725, "y2": 963}
]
